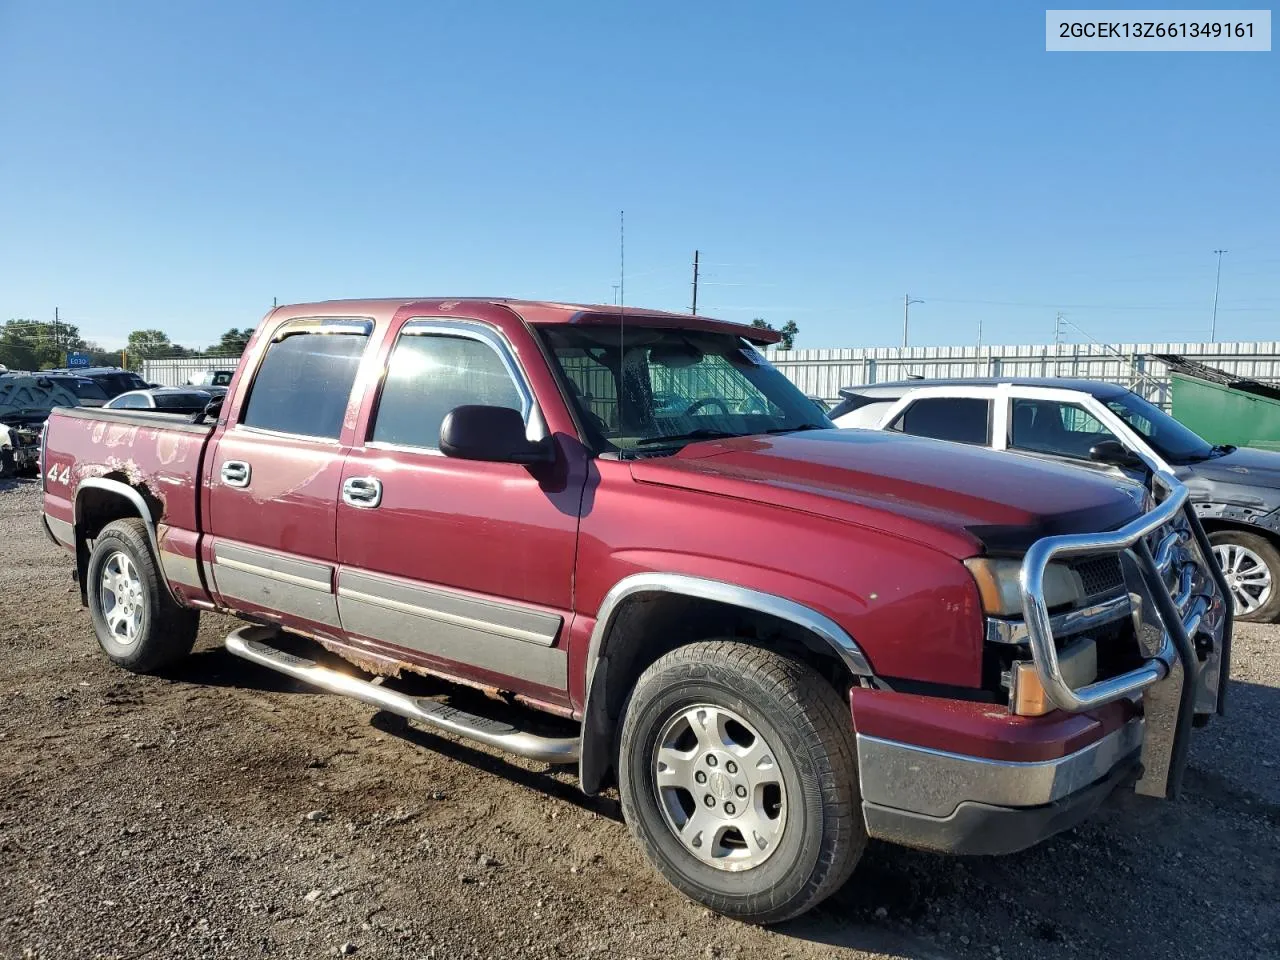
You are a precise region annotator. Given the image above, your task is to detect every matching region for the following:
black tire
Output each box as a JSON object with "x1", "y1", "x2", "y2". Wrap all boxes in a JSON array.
[
  {"x1": 86, "y1": 518, "x2": 199, "y2": 672},
  {"x1": 1208, "y1": 529, "x2": 1280, "y2": 623},
  {"x1": 617, "y1": 641, "x2": 865, "y2": 924}
]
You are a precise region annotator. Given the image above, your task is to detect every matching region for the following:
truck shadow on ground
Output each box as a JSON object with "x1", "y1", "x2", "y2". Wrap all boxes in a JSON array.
[
  {"x1": 167, "y1": 645, "x2": 319, "y2": 695},
  {"x1": 774, "y1": 677, "x2": 1280, "y2": 960},
  {"x1": 168, "y1": 635, "x2": 1279, "y2": 960}
]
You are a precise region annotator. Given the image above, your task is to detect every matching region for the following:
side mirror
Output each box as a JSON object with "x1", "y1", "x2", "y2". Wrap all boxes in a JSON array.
[
  {"x1": 1089, "y1": 439, "x2": 1142, "y2": 468},
  {"x1": 440, "y1": 405, "x2": 552, "y2": 465},
  {"x1": 191, "y1": 396, "x2": 223, "y2": 425}
]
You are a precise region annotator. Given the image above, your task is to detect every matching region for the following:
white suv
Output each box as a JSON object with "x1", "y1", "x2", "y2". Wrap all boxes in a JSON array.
[{"x1": 830, "y1": 377, "x2": 1280, "y2": 623}]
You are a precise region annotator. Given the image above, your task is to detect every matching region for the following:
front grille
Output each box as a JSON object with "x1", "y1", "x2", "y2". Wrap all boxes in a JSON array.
[{"x1": 1071, "y1": 555, "x2": 1126, "y2": 599}]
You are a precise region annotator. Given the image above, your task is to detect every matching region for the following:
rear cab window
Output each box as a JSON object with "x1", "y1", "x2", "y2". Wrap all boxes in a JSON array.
[
  {"x1": 239, "y1": 319, "x2": 372, "y2": 440},
  {"x1": 890, "y1": 396, "x2": 992, "y2": 446}
]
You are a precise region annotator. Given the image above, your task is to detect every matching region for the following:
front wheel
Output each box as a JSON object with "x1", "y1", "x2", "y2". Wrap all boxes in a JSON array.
[
  {"x1": 1209, "y1": 530, "x2": 1280, "y2": 623},
  {"x1": 617, "y1": 641, "x2": 865, "y2": 924},
  {"x1": 86, "y1": 518, "x2": 200, "y2": 672}
]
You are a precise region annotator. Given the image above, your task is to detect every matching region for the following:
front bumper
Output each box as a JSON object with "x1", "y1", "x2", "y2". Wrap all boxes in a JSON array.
[
  {"x1": 857, "y1": 718, "x2": 1144, "y2": 854},
  {"x1": 862, "y1": 747, "x2": 1141, "y2": 855}
]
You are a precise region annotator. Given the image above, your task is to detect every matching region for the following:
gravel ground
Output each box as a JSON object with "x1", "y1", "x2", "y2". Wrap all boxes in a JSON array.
[{"x1": 1, "y1": 477, "x2": 1277, "y2": 960}]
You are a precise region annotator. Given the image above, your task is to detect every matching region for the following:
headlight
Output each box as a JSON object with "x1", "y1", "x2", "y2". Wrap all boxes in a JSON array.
[{"x1": 964, "y1": 557, "x2": 1085, "y2": 616}]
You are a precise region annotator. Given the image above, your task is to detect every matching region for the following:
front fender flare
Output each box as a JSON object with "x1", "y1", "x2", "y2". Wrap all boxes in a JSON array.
[{"x1": 577, "y1": 572, "x2": 873, "y2": 794}]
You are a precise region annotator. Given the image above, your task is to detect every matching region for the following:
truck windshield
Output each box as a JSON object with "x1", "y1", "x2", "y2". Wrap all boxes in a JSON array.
[
  {"x1": 539, "y1": 325, "x2": 831, "y2": 454},
  {"x1": 1105, "y1": 392, "x2": 1217, "y2": 464}
]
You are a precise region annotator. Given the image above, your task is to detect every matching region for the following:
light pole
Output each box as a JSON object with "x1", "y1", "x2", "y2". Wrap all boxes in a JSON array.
[
  {"x1": 902, "y1": 295, "x2": 923, "y2": 348},
  {"x1": 1210, "y1": 249, "x2": 1227, "y2": 342}
]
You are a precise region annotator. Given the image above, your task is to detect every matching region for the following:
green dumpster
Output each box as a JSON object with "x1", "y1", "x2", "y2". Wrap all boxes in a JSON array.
[{"x1": 1158, "y1": 354, "x2": 1280, "y2": 453}]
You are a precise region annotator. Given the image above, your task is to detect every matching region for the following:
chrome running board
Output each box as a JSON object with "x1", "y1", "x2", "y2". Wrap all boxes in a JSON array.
[{"x1": 225, "y1": 626, "x2": 579, "y2": 764}]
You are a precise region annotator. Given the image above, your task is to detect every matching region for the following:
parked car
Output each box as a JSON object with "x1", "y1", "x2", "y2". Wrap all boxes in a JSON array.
[
  {"x1": 0, "y1": 373, "x2": 80, "y2": 477},
  {"x1": 44, "y1": 374, "x2": 110, "y2": 408},
  {"x1": 104, "y1": 387, "x2": 212, "y2": 415},
  {"x1": 41, "y1": 299, "x2": 1230, "y2": 923},
  {"x1": 44, "y1": 366, "x2": 150, "y2": 399},
  {"x1": 831, "y1": 377, "x2": 1280, "y2": 621},
  {"x1": 186, "y1": 368, "x2": 235, "y2": 397}
]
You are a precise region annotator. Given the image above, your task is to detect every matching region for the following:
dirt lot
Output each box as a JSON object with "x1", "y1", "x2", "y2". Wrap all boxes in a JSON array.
[{"x1": 1, "y1": 478, "x2": 1277, "y2": 960}]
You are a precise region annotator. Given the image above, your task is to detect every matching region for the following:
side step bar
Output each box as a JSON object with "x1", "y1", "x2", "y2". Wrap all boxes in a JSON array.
[{"x1": 225, "y1": 626, "x2": 580, "y2": 765}]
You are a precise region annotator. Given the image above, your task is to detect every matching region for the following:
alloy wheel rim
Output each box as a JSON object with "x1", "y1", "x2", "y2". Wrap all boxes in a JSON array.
[
  {"x1": 1212, "y1": 542, "x2": 1273, "y2": 616},
  {"x1": 651, "y1": 704, "x2": 787, "y2": 872},
  {"x1": 100, "y1": 551, "x2": 144, "y2": 647}
]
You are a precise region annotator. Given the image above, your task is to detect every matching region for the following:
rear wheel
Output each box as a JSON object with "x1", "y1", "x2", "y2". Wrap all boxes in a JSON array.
[
  {"x1": 1209, "y1": 530, "x2": 1280, "y2": 623},
  {"x1": 86, "y1": 518, "x2": 199, "y2": 672},
  {"x1": 617, "y1": 641, "x2": 865, "y2": 924}
]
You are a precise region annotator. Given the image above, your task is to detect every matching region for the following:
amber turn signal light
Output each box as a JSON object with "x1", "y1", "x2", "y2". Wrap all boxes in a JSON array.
[{"x1": 1010, "y1": 662, "x2": 1052, "y2": 717}]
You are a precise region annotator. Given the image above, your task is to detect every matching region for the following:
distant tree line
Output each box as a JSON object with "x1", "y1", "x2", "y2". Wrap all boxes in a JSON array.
[
  {"x1": 750, "y1": 318, "x2": 799, "y2": 350},
  {"x1": 0, "y1": 320, "x2": 252, "y2": 372}
]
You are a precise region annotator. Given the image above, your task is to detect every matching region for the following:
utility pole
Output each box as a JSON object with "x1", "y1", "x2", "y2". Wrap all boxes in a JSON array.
[
  {"x1": 1210, "y1": 249, "x2": 1227, "y2": 342},
  {"x1": 53, "y1": 307, "x2": 60, "y2": 361},
  {"x1": 1054, "y1": 311, "x2": 1064, "y2": 346},
  {"x1": 977, "y1": 317, "x2": 983, "y2": 349},
  {"x1": 902, "y1": 295, "x2": 923, "y2": 348},
  {"x1": 691, "y1": 250, "x2": 700, "y2": 315},
  {"x1": 611, "y1": 284, "x2": 620, "y2": 305}
]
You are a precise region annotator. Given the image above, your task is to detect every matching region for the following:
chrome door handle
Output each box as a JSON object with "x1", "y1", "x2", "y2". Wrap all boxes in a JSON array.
[
  {"x1": 221, "y1": 460, "x2": 251, "y2": 488},
  {"x1": 342, "y1": 476, "x2": 383, "y2": 509}
]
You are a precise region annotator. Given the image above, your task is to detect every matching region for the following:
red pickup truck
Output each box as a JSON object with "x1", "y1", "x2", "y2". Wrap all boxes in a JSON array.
[{"x1": 40, "y1": 298, "x2": 1232, "y2": 923}]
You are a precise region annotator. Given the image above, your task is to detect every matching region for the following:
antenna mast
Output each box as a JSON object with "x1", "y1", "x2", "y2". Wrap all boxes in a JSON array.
[
  {"x1": 618, "y1": 210, "x2": 626, "y2": 449},
  {"x1": 691, "y1": 249, "x2": 699, "y2": 314}
]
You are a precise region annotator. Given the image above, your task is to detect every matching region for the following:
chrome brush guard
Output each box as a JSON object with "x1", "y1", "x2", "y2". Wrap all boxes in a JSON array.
[{"x1": 1018, "y1": 472, "x2": 1233, "y2": 799}]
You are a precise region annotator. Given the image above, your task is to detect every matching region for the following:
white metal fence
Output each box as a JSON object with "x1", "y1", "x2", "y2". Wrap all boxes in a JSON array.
[
  {"x1": 766, "y1": 340, "x2": 1280, "y2": 407},
  {"x1": 146, "y1": 340, "x2": 1280, "y2": 409},
  {"x1": 142, "y1": 356, "x2": 240, "y2": 386}
]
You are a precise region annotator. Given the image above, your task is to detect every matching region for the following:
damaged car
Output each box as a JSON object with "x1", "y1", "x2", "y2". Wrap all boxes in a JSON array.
[{"x1": 0, "y1": 373, "x2": 80, "y2": 478}]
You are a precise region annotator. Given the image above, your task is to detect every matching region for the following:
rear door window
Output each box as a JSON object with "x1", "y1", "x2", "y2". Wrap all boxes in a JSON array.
[
  {"x1": 240, "y1": 323, "x2": 371, "y2": 439},
  {"x1": 890, "y1": 397, "x2": 991, "y2": 445}
]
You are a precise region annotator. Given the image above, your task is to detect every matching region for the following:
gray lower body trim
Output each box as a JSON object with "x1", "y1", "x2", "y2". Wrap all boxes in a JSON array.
[
  {"x1": 856, "y1": 717, "x2": 1145, "y2": 818},
  {"x1": 336, "y1": 568, "x2": 567, "y2": 690},
  {"x1": 44, "y1": 513, "x2": 74, "y2": 548},
  {"x1": 211, "y1": 542, "x2": 339, "y2": 627},
  {"x1": 339, "y1": 569, "x2": 561, "y2": 646},
  {"x1": 159, "y1": 550, "x2": 202, "y2": 590}
]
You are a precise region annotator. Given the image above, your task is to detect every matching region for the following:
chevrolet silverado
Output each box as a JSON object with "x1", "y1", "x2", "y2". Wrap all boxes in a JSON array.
[{"x1": 40, "y1": 298, "x2": 1232, "y2": 923}]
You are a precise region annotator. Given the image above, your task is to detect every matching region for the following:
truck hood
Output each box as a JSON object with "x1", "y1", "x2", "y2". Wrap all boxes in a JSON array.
[
  {"x1": 630, "y1": 429, "x2": 1146, "y2": 558},
  {"x1": 1175, "y1": 445, "x2": 1280, "y2": 510}
]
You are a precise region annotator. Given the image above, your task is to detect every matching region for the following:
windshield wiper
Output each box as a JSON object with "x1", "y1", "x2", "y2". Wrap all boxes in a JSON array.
[
  {"x1": 760, "y1": 423, "x2": 828, "y2": 435},
  {"x1": 1182, "y1": 443, "x2": 1237, "y2": 463},
  {"x1": 634, "y1": 428, "x2": 741, "y2": 448}
]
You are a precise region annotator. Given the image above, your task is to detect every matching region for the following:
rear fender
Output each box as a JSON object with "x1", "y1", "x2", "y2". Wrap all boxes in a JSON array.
[{"x1": 73, "y1": 477, "x2": 180, "y2": 605}]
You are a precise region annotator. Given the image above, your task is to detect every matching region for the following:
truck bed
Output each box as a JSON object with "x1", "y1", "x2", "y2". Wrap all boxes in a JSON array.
[{"x1": 41, "y1": 406, "x2": 213, "y2": 549}]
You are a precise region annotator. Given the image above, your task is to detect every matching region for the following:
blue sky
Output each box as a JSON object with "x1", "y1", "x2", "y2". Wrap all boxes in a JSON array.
[{"x1": 1, "y1": 1, "x2": 1276, "y2": 351}]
